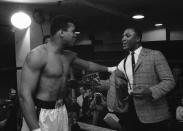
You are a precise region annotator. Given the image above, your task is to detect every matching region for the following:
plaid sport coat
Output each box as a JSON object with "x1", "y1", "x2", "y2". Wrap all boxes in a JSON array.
[{"x1": 131, "y1": 48, "x2": 175, "y2": 123}]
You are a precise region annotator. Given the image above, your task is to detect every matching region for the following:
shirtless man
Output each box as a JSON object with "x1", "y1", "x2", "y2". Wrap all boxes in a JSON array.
[{"x1": 18, "y1": 15, "x2": 116, "y2": 131}]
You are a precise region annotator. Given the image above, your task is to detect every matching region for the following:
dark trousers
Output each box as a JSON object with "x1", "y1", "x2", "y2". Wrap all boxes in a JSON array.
[{"x1": 121, "y1": 96, "x2": 170, "y2": 131}]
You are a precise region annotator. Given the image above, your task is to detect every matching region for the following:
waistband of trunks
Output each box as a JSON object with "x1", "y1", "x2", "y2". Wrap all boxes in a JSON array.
[{"x1": 34, "y1": 98, "x2": 63, "y2": 109}]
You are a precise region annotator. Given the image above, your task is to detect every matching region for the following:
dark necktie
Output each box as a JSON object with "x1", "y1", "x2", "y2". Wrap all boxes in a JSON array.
[
  {"x1": 131, "y1": 51, "x2": 135, "y2": 75},
  {"x1": 82, "y1": 95, "x2": 85, "y2": 100}
]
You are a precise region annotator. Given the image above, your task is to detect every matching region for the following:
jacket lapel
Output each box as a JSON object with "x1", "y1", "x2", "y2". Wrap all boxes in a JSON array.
[{"x1": 134, "y1": 48, "x2": 148, "y2": 72}]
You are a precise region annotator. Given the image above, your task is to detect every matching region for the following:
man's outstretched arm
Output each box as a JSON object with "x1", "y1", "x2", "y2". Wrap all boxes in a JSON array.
[{"x1": 72, "y1": 58, "x2": 116, "y2": 73}]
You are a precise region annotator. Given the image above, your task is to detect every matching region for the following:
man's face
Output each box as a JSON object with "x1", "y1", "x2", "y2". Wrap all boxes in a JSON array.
[
  {"x1": 121, "y1": 28, "x2": 139, "y2": 51},
  {"x1": 79, "y1": 87, "x2": 85, "y2": 95},
  {"x1": 86, "y1": 89, "x2": 92, "y2": 96},
  {"x1": 45, "y1": 38, "x2": 51, "y2": 44},
  {"x1": 62, "y1": 22, "x2": 77, "y2": 46}
]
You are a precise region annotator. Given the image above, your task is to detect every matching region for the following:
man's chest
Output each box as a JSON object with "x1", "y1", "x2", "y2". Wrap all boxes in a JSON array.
[
  {"x1": 43, "y1": 54, "x2": 72, "y2": 77},
  {"x1": 125, "y1": 56, "x2": 154, "y2": 73}
]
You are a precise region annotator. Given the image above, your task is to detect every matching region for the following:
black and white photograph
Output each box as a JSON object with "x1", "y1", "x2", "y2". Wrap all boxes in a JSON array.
[{"x1": 0, "y1": 0, "x2": 183, "y2": 131}]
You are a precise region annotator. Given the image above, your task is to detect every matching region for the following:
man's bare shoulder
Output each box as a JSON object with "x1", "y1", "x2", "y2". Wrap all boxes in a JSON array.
[
  {"x1": 25, "y1": 45, "x2": 47, "y2": 69},
  {"x1": 63, "y1": 50, "x2": 77, "y2": 60},
  {"x1": 64, "y1": 50, "x2": 77, "y2": 56}
]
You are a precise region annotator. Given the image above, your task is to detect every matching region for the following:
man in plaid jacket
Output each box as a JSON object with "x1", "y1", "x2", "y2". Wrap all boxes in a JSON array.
[{"x1": 116, "y1": 26, "x2": 175, "y2": 131}]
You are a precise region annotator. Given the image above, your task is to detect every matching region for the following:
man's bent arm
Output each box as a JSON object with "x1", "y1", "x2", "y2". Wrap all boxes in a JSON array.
[
  {"x1": 150, "y1": 51, "x2": 175, "y2": 100},
  {"x1": 18, "y1": 52, "x2": 43, "y2": 130}
]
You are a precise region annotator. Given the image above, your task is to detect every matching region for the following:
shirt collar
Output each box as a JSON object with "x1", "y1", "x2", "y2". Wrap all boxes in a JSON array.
[{"x1": 130, "y1": 46, "x2": 142, "y2": 55}]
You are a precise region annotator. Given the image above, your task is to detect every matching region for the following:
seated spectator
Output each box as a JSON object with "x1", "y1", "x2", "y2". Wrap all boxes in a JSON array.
[
  {"x1": 90, "y1": 92, "x2": 108, "y2": 127},
  {"x1": 172, "y1": 65, "x2": 183, "y2": 131},
  {"x1": 167, "y1": 65, "x2": 183, "y2": 119},
  {"x1": 77, "y1": 86, "x2": 86, "y2": 108},
  {"x1": 0, "y1": 99, "x2": 7, "y2": 130},
  {"x1": 77, "y1": 87, "x2": 93, "y2": 122}
]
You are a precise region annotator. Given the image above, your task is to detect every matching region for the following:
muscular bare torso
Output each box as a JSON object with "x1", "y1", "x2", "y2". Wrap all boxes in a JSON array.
[{"x1": 34, "y1": 45, "x2": 76, "y2": 101}]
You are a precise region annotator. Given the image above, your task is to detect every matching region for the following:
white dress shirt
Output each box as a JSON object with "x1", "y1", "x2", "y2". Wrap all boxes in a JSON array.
[
  {"x1": 77, "y1": 95, "x2": 84, "y2": 107},
  {"x1": 118, "y1": 46, "x2": 142, "y2": 94}
]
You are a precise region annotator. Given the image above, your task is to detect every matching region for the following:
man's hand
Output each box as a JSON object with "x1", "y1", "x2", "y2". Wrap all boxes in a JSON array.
[
  {"x1": 33, "y1": 128, "x2": 41, "y2": 131},
  {"x1": 141, "y1": 88, "x2": 152, "y2": 97},
  {"x1": 107, "y1": 66, "x2": 117, "y2": 73},
  {"x1": 176, "y1": 106, "x2": 183, "y2": 121},
  {"x1": 132, "y1": 88, "x2": 152, "y2": 98}
]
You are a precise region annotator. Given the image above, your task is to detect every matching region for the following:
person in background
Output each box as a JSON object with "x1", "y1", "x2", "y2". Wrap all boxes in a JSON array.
[
  {"x1": 77, "y1": 87, "x2": 93, "y2": 123},
  {"x1": 77, "y1": 86, "x2": 86, "y2": 108},
  {"x1": 171, "y1": 65, "x2": 183, "y2": 131},
  {"x1": 0, "y1": 88, "x2": 18, "y2": 131},
  {"x1": 90, "y1": 92, "x2": 107, "y2": 127},
  {"x1": 0, "y1": 99, "x2": 7, "y2": 131},
  {"x1": 42, "y1": 35, "x2": 51, "y2": 44},
  {"x1": 172, "y1": 65, "x2": 183, "y2": 106}
]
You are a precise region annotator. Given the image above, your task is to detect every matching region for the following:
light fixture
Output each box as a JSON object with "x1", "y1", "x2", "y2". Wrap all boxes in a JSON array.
[
  {"x1": 75, "y1": 31, "x2": 80, "y2": 35},
  {"x1": 155, "y1": 23, "x2": 163, "y2": 27},
  {"x1": 11, "y1": 11, "x2": 31, "y2": 29},
  {"x1": 132, "y1": 14, "x2": 145, "y2": 19}
]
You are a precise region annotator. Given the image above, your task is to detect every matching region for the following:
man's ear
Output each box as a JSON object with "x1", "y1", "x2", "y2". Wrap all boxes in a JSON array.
[
  {"x1": 136, "y1": 37, "x2": 140, "y2": 42},
  {"x1": 59, "y1": 30, "x2": 64, "y2": 37}
]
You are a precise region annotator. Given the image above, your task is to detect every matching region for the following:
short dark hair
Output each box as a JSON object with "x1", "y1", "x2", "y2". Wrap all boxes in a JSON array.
[
  {"x1": 125, "y1": 26, "x2": 142, "y2": 41},
  {"x1": 50, "y1": 15, "x2": 75, "y2": 36}
]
